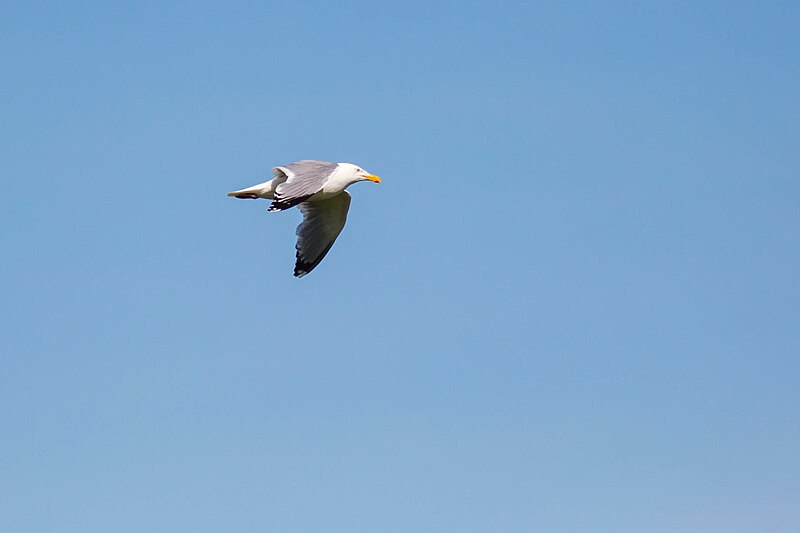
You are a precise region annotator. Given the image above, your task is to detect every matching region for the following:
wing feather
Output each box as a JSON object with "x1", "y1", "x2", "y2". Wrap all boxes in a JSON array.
[
  {"x1": 294, "y1": 192, "x2": 351, "y2": 277},
  {"x1": 270, "y1": 160, "x2": 339, "y2": 211}
]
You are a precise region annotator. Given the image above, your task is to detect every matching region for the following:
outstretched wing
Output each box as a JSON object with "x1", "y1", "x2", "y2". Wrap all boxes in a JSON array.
[
  {"x1": 294, "y1": 192, "x2": 351, "y2": 277},
  {"x1": 270, "y1": 160, "x2": 339, "y2": 212}
]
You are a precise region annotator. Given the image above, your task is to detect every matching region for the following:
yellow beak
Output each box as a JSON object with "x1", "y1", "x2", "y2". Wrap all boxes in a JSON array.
[{"x1": 364, "y1": 174, "x2": 382, "y2": 183}]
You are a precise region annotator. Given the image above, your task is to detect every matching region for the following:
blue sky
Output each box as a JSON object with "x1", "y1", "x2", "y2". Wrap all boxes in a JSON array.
[{"x1": 2, "y1": 1, "x2": 799, "y2": 531}]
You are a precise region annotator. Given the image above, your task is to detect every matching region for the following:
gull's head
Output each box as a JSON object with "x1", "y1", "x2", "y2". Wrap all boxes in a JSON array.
[{"x1": 339, "y1": 163, "x2": 381, "y2": 185}]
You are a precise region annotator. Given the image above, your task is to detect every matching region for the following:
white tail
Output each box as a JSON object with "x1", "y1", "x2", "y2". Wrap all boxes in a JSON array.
[{"x1": 227, "y1": 179, "x2": 276, "y2": 199}]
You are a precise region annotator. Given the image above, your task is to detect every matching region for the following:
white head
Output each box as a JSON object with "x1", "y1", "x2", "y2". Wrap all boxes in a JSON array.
[{"x1": 338, "y1": 162, "x2": 382, "y2": 185}]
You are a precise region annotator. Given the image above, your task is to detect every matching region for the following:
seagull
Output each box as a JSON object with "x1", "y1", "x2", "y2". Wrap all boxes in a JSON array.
[{"x1": 228, "y1": 160, "x2": 381, "y2": 278}]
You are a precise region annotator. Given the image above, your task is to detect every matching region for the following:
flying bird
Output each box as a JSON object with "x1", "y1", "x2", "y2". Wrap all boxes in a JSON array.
[{"x1": 228, "y1": 160, "x2": 381, "y2": 277}]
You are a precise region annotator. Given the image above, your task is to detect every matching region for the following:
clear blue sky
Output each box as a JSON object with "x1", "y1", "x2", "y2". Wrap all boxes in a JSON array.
[{"x1": 2, "y1": 1, "x2": 799, "y2": 531}]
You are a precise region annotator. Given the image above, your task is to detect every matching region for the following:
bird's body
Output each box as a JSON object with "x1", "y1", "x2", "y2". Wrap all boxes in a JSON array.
[{"x1": 228, "y1": 160, "x2": 381, "y2": 277}]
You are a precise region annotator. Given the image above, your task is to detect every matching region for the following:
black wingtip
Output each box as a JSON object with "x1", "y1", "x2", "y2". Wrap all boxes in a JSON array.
[
  {"x1": 293, "y1": 260, "x2": 312, "y2": 278},
  {"x1": 269, "y1": 194, "x2": 313, "y2": 212}
]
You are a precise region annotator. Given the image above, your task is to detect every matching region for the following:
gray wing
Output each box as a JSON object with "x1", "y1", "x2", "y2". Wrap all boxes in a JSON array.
[
  {"x1": 294, "y1": 192, "x2": 351, "y2": 277},
  {"x1": 270, "y1": 160, "x2": 339, "y2": 212}
]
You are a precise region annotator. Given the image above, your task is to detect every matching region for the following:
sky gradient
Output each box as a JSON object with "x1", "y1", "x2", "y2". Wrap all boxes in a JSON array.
[{"x1": 2, "y1": 1, "x2": 799, "y2": 531}]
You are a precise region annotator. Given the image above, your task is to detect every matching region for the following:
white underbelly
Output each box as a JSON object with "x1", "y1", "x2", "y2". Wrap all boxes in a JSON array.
[
  {"x1": 308, "y1": 188, "x2": 344, "y2": 201},
  {"x1": 306, "y1": 166, "x2": 351, "y2": 200}
]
